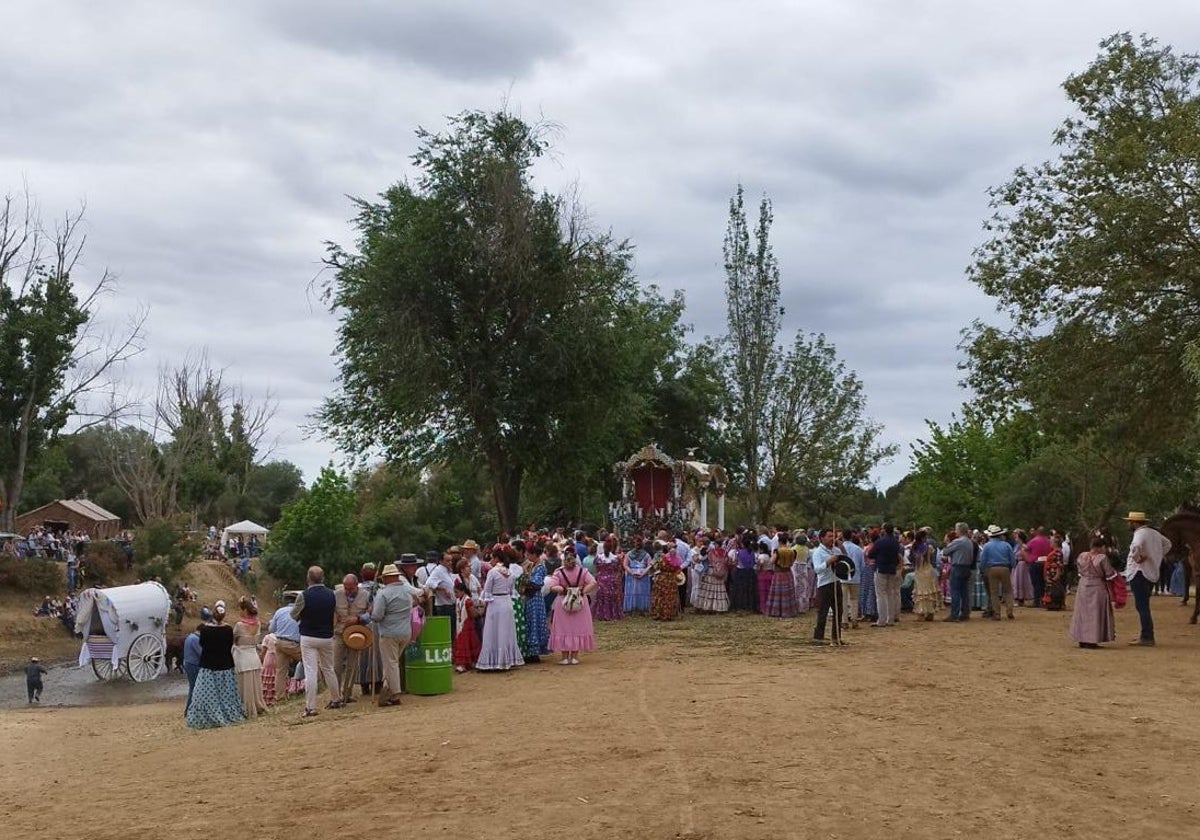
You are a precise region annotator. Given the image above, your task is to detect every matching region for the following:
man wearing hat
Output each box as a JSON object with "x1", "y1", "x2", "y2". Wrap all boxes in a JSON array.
[
  {"x1": 979, "y1": 525, "x2": 1015, "y2": 620},
  {"x1": 370, "y1": 563, "x2": 424, "y2": 706},
  {"x1": 25, "y1": 656, "x2": 47, "y2": 704},
  {"x1": 1123, "y1": 512, "x2": 1172, "y2": 646},
  {"x1": 462, "y1": 539, "x2": 482, "y2": 579}
]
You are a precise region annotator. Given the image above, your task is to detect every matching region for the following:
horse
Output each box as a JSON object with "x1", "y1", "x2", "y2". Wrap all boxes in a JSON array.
[
  {"x1": 163, "y1": 634, "x2": 187, "y2": 673},
  {"x1": 1160, "y1": 511, "x2": 1200, "y2": 624}
]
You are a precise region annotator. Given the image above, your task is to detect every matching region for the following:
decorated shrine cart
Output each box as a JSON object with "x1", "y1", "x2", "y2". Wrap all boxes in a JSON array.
[
  {"x1": 74, "y1": 582, "x2": 171, "y2": 682},
  {"x1": 610, "y1": 444, "x2": 727, "y2": 538}
]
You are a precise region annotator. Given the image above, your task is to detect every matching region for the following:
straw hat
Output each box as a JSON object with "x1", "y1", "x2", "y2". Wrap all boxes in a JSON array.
[
  {"x1": 462, "y1": 539, "x2": 480, "y2": 551},
  {"x1": 984, "y1": 525, "x2": 1007, "y2": 538},
  {"x1": 1123, "y1": 511, "x2": 1149, "y2": 523},
  {"x1": 380, "y1": 563, "x2": 401, "y2": 578},
  {"x1": 342, "y1": 624, "x2": 374, "y2": 651}
]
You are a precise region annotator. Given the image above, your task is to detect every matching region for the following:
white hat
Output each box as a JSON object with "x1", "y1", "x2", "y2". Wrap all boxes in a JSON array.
[
  {"x1": 214, "y1": 599, "x2": 227, "y2": 613},
  {"x1": 984, "y1": 525, "x2": 1007, "y2": 538}
]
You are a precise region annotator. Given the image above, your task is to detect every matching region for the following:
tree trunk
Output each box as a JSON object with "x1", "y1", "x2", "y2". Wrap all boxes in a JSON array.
[
  {"x1": 485, "y1": 447, "x2": 522, "y2": 535},
  {"x1": 1, "y1": 394, "x2": 36, "y2": 532}
]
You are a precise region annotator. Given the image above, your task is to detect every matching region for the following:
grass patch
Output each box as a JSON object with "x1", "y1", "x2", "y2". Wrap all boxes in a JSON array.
[{"x1": 595, "y1": 611, "x2": 825, "y2": 659}]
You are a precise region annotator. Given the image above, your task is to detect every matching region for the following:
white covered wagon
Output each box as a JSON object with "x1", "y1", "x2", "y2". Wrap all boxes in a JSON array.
[{"x1": 74, "y1": 582, "x2": 171, "y2": 682}]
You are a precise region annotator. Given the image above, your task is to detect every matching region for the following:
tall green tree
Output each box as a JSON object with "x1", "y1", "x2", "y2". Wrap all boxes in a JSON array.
[
  {"x1": 965, "y1": 33, "x2": 1200, "y2": 451},
  {"x1": 319, "y1": 109, "x2": 683, "y2": 532},
  {"x1": 721, "y1": 185, "x2": 781, "y2": 521},
  {"x1": 0, "y1": 193, "x2": 144, "y2": 530},
  {"x1": 262, "y1": 466, "x2": 363, "y2": 586},
  {"x1": 720, "y1": 186, "x2": 893, "y2": 522},
  {"x1": 905, "y1": 408, "x2": 1046, "y2": 529}
]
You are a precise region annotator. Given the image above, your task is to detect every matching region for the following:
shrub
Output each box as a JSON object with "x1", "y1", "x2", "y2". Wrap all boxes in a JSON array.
[
  {"x1": 0, "y1": 557, "x2": 62, "y2": 593},
  {"x1": 133, "y1": 516, "x2": 194, "y2": 586},
  {"x1": 81, "y1": 540, "x2": 126, "y2": 586}
]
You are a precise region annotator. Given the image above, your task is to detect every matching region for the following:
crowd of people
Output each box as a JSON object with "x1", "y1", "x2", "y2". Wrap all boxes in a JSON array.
[{"x1": 169, "y1": 512, "x2": 1182, "y2": 729}]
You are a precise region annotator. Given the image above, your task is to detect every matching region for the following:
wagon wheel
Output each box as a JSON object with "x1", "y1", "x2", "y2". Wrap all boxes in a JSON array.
[
  {"x1": 126, "y1": 634, "x2": 165, "y2": 682},
  {"x1": 91, "y1": 657, "x2": 128, "y2": 681}
]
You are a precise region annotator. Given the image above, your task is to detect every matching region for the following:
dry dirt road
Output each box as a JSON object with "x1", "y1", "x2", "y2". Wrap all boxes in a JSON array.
[{"x1": 2, "y1": 601, "x2": 1197, "y2": 840}]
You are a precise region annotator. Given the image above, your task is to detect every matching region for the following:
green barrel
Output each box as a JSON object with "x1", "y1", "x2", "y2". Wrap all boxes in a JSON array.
[{"x1": 404, "y1": 615, "x2": 453, "y2": 695}]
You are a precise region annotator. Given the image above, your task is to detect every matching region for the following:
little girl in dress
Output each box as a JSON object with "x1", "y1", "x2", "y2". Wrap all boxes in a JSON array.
[{"x1": 451, "y1": 580, "x2": 482, "y2": 673}]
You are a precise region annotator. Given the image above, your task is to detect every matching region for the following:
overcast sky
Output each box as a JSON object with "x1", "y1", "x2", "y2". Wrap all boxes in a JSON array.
[{"x1": 3, "y1": 1, "x2": 1197, "y2": 491}]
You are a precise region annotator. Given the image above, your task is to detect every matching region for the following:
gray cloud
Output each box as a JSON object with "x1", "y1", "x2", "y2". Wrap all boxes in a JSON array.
[
  {"x1": 3, "y1": 0, "x2": 1198, "y2": 495},
  {"x1": 260, "y1": 0, "x2": 577, "y2": 81}
]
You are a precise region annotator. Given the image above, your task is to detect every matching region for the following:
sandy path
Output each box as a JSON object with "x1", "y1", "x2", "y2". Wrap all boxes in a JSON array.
[{"x1": 2, "y1": 602, "x2": 1197, "y2": 840}]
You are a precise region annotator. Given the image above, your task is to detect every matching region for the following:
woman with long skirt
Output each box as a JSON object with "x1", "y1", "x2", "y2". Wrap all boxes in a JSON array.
[
  {"x1": 793, "y1": 539, "x2": 812, "y2": 614},
  {"x1": 1042, "y1": 539, "x2": 1067, "y2": 610},
  {"x1": 232, "y1": 597, "x2": 267, "y2": 719},
  {"x1": 911, "y1": 537, "x2": 940, "y2": 621},
  {"x1": 859, "y1": 535, "x2": 878, "y2": 622},
  {"x1": 649, "y1": 544, "x2": 682, "y2": 621},
  {"x1": 756, "y1": 546, "x2": 775, "y2": 614},
  {"x1": 729, "y1": 536, "x2": 758, "y2": 612},
  {"x1": 547, "y1": 551, "x2": 598, "y2": 665},
  {"x1": 765, "y1": 534, "x2": 800, "y2": 617},
  {"x1": 186, "y1": 616, "x2": 245, "y2": 729},
  {"x1": 592, "y1": 537, "x2": 624, "y2": 621},
  {"x1": 1069, "y1": 535, "x2": 1118, "y2": 648},
  {"x1": 476, "y1": 549, "x2": 525, "y2": 671},
  {"x1": 1011, "y1": 530, "x2": 1034, "y2": 606},
  {"x1": 522, "y1": 546, "x2": 551, "y2": 661},
  {"x1": 259, "y1": 632, "x2": 277, "y2": 705},
  {"x1": 692, "y1": 541, "x2": 731, "y2": 613},
  {"x1": 622, "y1": 539, "x2": 653, "y2": 613}
]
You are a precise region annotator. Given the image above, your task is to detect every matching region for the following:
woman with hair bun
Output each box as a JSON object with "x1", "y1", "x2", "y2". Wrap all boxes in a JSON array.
[
  {"x1": 475, "y1": 546, "x2": 525, "y2": 671},
  {"x1": 233, "y1": 596, "x2": 268, "y2": 719}
]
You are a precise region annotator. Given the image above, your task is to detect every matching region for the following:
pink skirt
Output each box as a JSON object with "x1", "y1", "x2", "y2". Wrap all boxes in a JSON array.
[
  {"x1": 1011, "y1": 561, "x2": 1034, "y2": 601},
  {"x1": 756, "y1": 570, "x2": 773, "y2": 613},
  {"x1": 549, "y1": 596, "x2": 596, "y2": 652}
]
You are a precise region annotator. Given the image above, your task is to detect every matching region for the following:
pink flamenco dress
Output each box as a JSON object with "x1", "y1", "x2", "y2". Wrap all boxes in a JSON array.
[
  {"x1": 548, "y1": 565, "x2": 597, "y2": 655},
  {"x1": 260, "y1": 633, "x2": 277, "y2": 705}
]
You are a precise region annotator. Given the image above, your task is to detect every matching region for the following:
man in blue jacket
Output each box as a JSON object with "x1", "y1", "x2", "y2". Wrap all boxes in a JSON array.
[
  {"x1": 870, "y1": 524, "x2": 902, "y2": 627},
  {"x1": 980, "y1": 525, "x2": 1015, "y2": 620}
]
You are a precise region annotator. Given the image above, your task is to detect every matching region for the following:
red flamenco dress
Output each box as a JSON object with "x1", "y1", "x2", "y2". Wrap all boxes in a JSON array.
[{"x1": 452, "y1": 596, "x2": 482, "y2": 671}]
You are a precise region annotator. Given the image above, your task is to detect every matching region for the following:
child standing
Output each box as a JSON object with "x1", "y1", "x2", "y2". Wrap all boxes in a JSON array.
[
  {"x1": 452, "y1": 580, "x2": 481, "y2": 673},
  {"x1": 26, "y1": 656, "x2": 47, "y2": 704}
]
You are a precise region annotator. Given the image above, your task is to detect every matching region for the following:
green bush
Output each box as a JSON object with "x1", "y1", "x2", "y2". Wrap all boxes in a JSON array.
[
  {"x1": 0, "y1": 557, "x2": 63, "y2": 593},
  {"x1": 82, "y1": 540, "x2": 126, "y2": 585},
  {"x1": 133, "y1": 516, "x2": 194, "y2": 585}
]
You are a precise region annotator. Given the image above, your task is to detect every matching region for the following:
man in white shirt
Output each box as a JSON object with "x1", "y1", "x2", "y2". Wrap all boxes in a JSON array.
[
  {"x1": 811, "y1": 528, "x2": 843, "y2": 645},
  {"x1": 424, "y1": 551, "x2": 458, "y2": 632},
  {"x1": 416, "y1": 550, "x2": 439, "y2": 587},
  {"x1": 1123, "y1": 511, "x2": 1172, "y2": 646}
]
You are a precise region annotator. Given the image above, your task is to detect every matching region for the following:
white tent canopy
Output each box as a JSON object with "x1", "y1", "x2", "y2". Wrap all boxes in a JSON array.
[{"x1": 221, "y1": 519, "x2": 270, "y2": 547}]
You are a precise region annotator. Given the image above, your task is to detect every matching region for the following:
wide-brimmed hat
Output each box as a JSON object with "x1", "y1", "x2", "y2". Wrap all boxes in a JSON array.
[
  {"x1": 380, "y1": 563, "x2": 401, "y2": 578},
  {"x1": 342, "y1": 624, "x2": 374, "y2": 651},
  {"x1": 398, "y1": 553, "x2": 420, "y2": 566},
  {"x1": 1123, "y1": 511, "x2": 1149, "y2": 523},
  {"x1": 462, "y1": 539, "x2": 480, "y2": 551},
  {"x1": 984, "y1": 525, "x2": 1007, "y2": 538},
  {"x1": 30, "y1": 656, "x2": 39, "y2": 662}
]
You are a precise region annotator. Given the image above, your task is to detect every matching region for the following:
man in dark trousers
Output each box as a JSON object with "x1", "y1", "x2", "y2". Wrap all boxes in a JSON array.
[{"x1": 26, "y1": 656, "x2": 47, "y2": 703}]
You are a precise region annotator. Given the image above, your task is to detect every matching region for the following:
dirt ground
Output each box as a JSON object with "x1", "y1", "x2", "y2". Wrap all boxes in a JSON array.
[{"x1": 1, "y1": 599, "x2": 1198, "y2": 840}]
